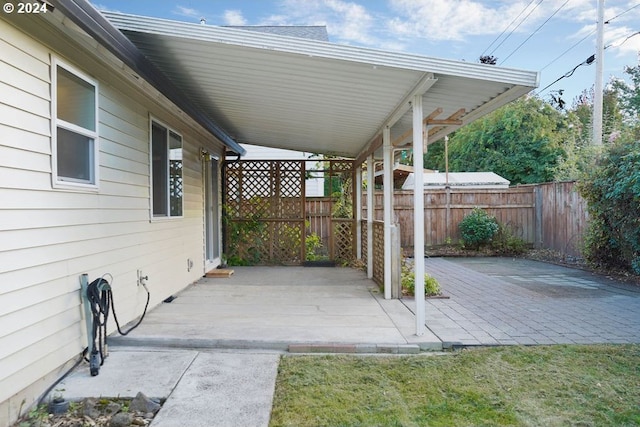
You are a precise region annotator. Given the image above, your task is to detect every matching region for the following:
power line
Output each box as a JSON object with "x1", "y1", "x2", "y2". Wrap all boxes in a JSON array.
[
  {"x1": 533, "y1": 4, "x2": 640, "y2": 97},
  {"x1": 604, "y1": 3, "x2": 640, "y2": 24},
  {"x1": 539, "y1": 8, "x2": 639, "y2": 73},
  {"x1": 605, "y1": 30, "x2": 640, "y2": 49},
  {"x1": 500, "y1": 0, "x2": 571, "y2": 65},
  {"x1": 537, "y1": 54, "x2": 595, "y2": 95},
  {"x1": 488, "y1": 0, "x2": 545, "y2": 57},
  {"x1": 540, "y1": 30, "x2": 595, "y2": 71},
  {"x1": 479, "y1": 0, "x2": 537, "y2": 57}
]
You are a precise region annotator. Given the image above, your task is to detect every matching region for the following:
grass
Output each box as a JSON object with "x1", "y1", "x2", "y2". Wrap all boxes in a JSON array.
[{"x1": 270, "y1": 344, "x2": 640, "y2": 427}]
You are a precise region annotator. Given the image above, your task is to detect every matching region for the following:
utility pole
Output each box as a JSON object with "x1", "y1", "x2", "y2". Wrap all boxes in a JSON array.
[{"x1": 593, "y1": 0, "x2": 605, "y2": 145}]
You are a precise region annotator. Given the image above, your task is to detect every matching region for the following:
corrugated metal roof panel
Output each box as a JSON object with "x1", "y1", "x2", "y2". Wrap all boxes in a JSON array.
[
  {"x1": 224, "y1": 25, "x2": 329, "y2": 41},
  {"x1": 103, "y1": 11, "x2": 539, "y2": 159}
]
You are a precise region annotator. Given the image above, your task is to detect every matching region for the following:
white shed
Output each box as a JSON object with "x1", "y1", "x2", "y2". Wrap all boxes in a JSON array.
[{"x1": 402, "y1": 171, "x2": 511, "y2": 190}]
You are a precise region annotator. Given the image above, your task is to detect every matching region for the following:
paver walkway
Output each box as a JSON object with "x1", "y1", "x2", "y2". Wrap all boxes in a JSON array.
[{"x1": 407, "y1": 257, "x2": 640, "y2": 346}]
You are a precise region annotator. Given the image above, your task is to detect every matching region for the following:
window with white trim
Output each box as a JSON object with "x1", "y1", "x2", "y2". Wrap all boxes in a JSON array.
[
  {"x1": 53, "y1": 60, "x2": 98, "y2": 186},
  {"x1": 151, "y1": 120, "x2": 183, "y2": 217}
]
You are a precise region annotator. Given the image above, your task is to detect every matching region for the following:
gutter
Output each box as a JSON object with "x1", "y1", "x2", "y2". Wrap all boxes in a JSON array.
[{"x1": 51, "y1": 0, "x2": 245, "y2": 156}]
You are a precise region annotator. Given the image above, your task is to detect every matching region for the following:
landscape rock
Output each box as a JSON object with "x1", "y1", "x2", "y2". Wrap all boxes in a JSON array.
[
  {"x1": 129, "y1": 392, "x2": 161, "y2": 415},
  {"x1": 109, "y1": 412, "x2": 132, "y2": 427}
]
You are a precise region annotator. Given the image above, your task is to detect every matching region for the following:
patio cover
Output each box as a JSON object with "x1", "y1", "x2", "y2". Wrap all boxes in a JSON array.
[{"x1": 103, "y1": 11, "x2": 539, "y2": 161}]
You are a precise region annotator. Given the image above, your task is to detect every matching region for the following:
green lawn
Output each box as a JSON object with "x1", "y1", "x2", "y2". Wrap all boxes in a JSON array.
[{"x1": 270, "y1": 344, "x2": 640, "y2": 427}]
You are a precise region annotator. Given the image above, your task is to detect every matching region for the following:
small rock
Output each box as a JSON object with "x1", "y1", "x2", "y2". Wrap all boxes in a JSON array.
[
  {"x1": 104, "y1": 402, "x2": 122, "y2": 416},
  {"x1": 82, "y1": 398, "x2": 101, "y2": 419},
  {"x1": 109, "y1": 412, "x2": 133, "y2": 427},
  {"x1": 131, "y1": 416, "x2": 148, "y2": 426},
  {"x1": 130, "y1": 392, "x2": 161, "y2": 415}
]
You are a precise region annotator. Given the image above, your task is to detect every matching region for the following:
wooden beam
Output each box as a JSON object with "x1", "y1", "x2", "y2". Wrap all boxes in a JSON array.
[
  {"x1": 392, "y1": 108, "x2": 442, "y2": 146},
  {"x1": 354, "y1": 133, "x2": 383, "y2": 166},
  {"x1": 394, "y1": 107, "x2": 467, "y2": 147},
  {"x1": 426, "y1": 119, "x2": 463, "y2": 126}
]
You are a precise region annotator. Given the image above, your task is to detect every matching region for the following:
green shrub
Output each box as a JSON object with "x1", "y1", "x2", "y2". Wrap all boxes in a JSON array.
[
  {"x1": 401, "y1": 261, "x2": 441, "y2": 296},
  {"x1": 579, "y1": 139, "x2": 640, "y2": 274},
  {"x1": 491, "y1": 223, "x2": 528, "y2": 255},
  {"x1": 305, "y1": 232, "x2": 323, "y2": 261},
  {"x1": 459, "y1": 208, "x2": 499, "y2": 250}
]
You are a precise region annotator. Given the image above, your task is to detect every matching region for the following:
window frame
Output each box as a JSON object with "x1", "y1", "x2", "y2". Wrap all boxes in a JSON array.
[
  {"x1": 150, "y1": 117, "x2": 184, "y2": 220},
  {"x1": 51, "y1": 57, "x2": 99, "y2": 190}
]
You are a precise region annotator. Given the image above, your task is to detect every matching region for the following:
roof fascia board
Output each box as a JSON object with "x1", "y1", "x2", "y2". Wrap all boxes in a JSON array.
[
  {"x1": 104, "y1": 12, "x2": 539, "y2": 88},
  {"x1": 52, "y1": 0, "x2": 245, "y2": 155}
]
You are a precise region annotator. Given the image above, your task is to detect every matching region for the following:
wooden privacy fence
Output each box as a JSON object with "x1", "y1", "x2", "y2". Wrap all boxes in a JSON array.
[
  {"x1": 355, "y1": 181, "x2": 589, "y2": 258},
  {"x1": 532, "y1": 181, "x2": 589, "y2": 257}
]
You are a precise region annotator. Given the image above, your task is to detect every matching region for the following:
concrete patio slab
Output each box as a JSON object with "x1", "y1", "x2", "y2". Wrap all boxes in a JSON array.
[{"x1": 109, "y1": 266, "x2": 441, "y2": 351}]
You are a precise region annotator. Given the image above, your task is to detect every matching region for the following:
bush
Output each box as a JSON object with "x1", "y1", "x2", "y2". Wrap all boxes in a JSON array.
[
  {"x1": 401, "y1": 261, "x2": 441, "y2": 296},
  {"x1": 491, "y1": 223, "x2": 528, "y2": 255},
  {"x1": 459, "y1": 208, "x2": 499, "y2": 250},
  {"x1": 579, "y1": 139, "x2": 640, "y2": 274},
  {"x1": 305, "y1": 232, "x2": 323, "y2": 261}
]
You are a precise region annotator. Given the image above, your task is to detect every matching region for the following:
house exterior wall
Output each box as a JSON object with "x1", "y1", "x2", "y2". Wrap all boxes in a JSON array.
[{"x1": 0, "y1": 16, "x2": 224, "y2": 425}]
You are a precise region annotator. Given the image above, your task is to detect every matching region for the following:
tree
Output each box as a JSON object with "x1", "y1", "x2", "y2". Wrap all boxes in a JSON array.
[
  {"x1": 611, "y1": 63, "x2": 640, "y2": 120},
  {"x1": 479, "y1": 55, "x2": 498, "y2": 65},
  {"x1": 444, "y1": 96, "x2": 568, "y2": 184}
]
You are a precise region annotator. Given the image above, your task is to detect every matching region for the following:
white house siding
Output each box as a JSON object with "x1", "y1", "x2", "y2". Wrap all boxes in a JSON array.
[{"x1": 0, "y1": 17, "x2": 225, "y2": 425}]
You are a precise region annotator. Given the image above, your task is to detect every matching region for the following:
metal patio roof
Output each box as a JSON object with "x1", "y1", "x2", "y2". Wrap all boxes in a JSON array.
[{"x1": 103, "y1": 11, "x2": 539, "y2": 160}]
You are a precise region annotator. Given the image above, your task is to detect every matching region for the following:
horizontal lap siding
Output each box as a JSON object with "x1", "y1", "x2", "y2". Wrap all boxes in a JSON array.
[{"x1": 0, "y1": 19, "x2": 222, "y2": 422}]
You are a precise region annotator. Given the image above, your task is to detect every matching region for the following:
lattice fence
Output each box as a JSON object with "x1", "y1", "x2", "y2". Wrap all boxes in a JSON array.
[
  {"x1": 372, "y1": 221, "x2": 384, "y2": 285},
  {"x1": 224, "y1": 161, "x2": 304, "y2": 265},
  {"x1": 332, "y1": 219, "x2": 355, "y2": 263},
  {"x1": 223, "y1": 159, "x2": 356, "y2": 265}
]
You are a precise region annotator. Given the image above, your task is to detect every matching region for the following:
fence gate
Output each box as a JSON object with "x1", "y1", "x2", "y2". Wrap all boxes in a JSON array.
[{"x1": 223, "y1": 159, "x2": 355, "y2": 265}]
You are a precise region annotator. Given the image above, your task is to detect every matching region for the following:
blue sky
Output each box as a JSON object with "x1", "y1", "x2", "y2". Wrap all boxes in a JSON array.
[{"x1": 93, "y1": 0, "x2": 640, "y2": 106}]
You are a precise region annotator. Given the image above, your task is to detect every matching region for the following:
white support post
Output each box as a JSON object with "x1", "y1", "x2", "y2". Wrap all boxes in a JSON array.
[
  {"x1": 366, "y1": 155, "x2": 374, "y2": 279},
  {"x1": 383, "y1": 127, "x2": 393, "y2": 300},
  {"x1": 356, "y1": 164, "x2": 362, "y2": 259},
  {"x1": 412, "y1": 94, "x2": 426, "y2": 336}
]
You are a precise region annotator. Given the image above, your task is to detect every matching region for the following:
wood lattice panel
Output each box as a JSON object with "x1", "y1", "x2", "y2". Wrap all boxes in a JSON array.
[
  {"x1": 360, "y1": 219, "x2": 368, "y2": 267},
  {"x1": 224, "y1": 159, "x2": 356, "y2": 266},
  {"x1": 372, "y1": 221, "x2": 384, "y2": 285},
  {"x1": 332, "y1": 219, "x2": 355, "y2": 263},
  {"x1": 224, "y1": 161, "x2": 304, "y2": 265}
]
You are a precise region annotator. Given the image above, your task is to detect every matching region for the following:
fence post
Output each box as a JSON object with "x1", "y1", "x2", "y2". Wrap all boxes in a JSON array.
[{"x1": 534, "y1": 185, "x2": 543, "y2": 249}]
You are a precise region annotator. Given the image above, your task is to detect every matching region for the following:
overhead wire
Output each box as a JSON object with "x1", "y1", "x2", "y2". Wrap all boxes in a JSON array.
[
  {"x1": 488, "y1": 0, "x2": 545, "y2": 57},
  {"x1": 538, "y1": 54, "x2": 595, "y2": 94},
  {"x1": 500, "y1": 0, "x2": 571, "y2": 65},
  {"x1": 540, "y1": 30, "x2": 595, "y2": 71},
  {"x1": 479, "y1": 0, "x2": 538, "y2": 57},
  {"x1": 536, "y1": 4, "x2": 640, "y2": 95},
  {"x1": 604, "y1": 3, "x2": 640, "y2": 24},
  {"x1": 605, "y1": 30, "x2": 640, "y2": 49}
]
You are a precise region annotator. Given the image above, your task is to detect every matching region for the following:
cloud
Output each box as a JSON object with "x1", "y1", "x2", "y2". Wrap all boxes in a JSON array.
[
  {"x1": 271, "y1": 0, "x2": 381, "y2": 46},
  {"x1": 223, "y1": 10, "x2": 248, "y2": 25},
  {"x1": 173, "y1": 5, "x2": 201, "y2": 19},
  {"x1": 386, "y1": 0, "x2": 597, "y2": 42},
  {"x1": 92, "y1": 3, "x2": 120, "y2": 13}
]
